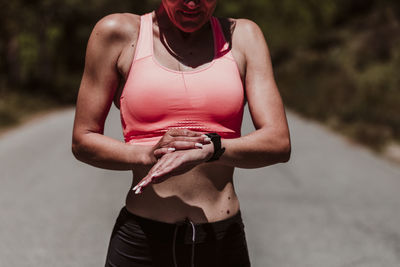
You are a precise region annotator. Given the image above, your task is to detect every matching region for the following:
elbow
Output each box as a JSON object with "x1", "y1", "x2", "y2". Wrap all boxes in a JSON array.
[
  {"x1": 71, "y1": 140, "x2": 81, "y2": 161},
  {"x1": 257, "y1": 136, "x2": 291, "y2": 167},
  {"x1": 280, "y1": 140, "x2": 291, "y2": 163},
  {"x1": 71, "y1": 142, "x2": 80, "y2": 161},
  {"x1": 275, "y1": 136, "x2": 291, "y2": 163},
  {"x1": 71, "y1": 136, "x2": 86, "y2": 162}
]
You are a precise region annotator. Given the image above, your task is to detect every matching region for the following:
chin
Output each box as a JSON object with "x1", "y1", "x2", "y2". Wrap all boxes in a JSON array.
[
  {"x1": 173, "y1": 13, "x2": 209, "y2": 31},
  {"x1": 177, "y1": 20, "x2": 210, "y2": 33},
  {"x1": 179, "y1": 26, "x2": 202, "y2": 33}
]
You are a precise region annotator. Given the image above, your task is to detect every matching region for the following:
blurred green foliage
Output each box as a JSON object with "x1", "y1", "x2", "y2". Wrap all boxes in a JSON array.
[
  {"x1": 0, "y1": 0, "x2": 399, "y2": 149},
  {"x1": 0, "y1": 0, "x2": 156, "y2": 103},
  {"x1": 215, "y1": 0, "x2": 400, "y2": 149}
]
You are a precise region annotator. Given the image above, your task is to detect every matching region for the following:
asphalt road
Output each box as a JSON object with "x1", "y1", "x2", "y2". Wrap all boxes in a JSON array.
[{"x1": 1, "y1": 105, "x2": 399, "y2": 267}]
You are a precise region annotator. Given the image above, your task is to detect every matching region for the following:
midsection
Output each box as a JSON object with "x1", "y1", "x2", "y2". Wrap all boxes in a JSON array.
[{"x1": 125, "y1": 162, "x2": 240, "y2": 224}]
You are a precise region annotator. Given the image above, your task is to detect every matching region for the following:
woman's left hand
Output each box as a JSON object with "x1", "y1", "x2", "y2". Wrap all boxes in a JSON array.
[{"x1": 132, "y1": 144, "x2": 214, "y2": 194}]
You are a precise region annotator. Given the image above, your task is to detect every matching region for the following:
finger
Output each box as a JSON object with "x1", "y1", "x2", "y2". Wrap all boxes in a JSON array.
[
  {"x1": 155, "y1": 133, "x2": 210, "y2": 152},
  {"x1": 132, "y1": 179, "x2": 148, "y2": 191},
  {"x1": 151, "y1": 155, "x2": 178, "y2": 175},
  {"x1": 137, "y1": 171, "x2": 162, "y2": 192},
  {"x1": 143, "y1": 177, "x2": 154, "y2": 187},
  {"x1": 167, "y1": 129, "x2": 204, "y2": 137},
  {"x1": 134, "y1": 174, "x2": 157, "y2": 194},
  {"x1": 149, "y1": 170, "x2": 172, "y2": 184},
  {"x1": 150, "y1": 174, "x2": 171, "y2": 184},
  {"x1": 134, "y1": 186, "x2": 142, "y2": 194},
  {"x1": 154, "y1": 147, "x2": 176, "y2": 158},
  {"x1": 140, "y1": 151, "x2": 190, "y2": 187},
  {"x1": 151, "y1": 157, "x2": 185, "y2": 183},
  {"x1": 169, "y1": 141, "x2": 205, "y2": 150},
  {"x1": 144, "y1": 171, "x2": 160, "y2": 186},
  {"x1": 151, "y1": 166, "x2": 187, "y2": 184},
  {"x1": 138, "y1": 156, "x2": 171, "y2": 188},
  {"x1": 170, "y1": 135, "x2": 211, "y2": 143},
  {"x1": 141, "y1": 156, "x2": 177, "y2": 186}
]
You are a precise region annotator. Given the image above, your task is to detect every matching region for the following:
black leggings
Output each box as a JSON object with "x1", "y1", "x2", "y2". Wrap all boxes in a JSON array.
[{"x1": 105, "y1": 207, "x2": 251, "y2": 267}]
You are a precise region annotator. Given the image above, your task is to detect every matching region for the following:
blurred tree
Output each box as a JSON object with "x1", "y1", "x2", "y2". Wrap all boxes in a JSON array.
[
  {"x1": 0, "y1": 0, "x2": 157, "y2": 102},
  {"x1": 0, "y1": 0, "x2": 399, "y2": 148}
]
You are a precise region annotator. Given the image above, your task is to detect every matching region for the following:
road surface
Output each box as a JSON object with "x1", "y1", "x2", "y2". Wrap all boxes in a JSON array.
[{"x1": 1, "y1": 105, "x2": 399, "y2": 267}]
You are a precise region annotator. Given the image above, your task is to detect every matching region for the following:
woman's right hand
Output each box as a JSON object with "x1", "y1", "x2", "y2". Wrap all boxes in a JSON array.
[{"x1": 151, "y1": 129, "x2": 211, "y2": 160}]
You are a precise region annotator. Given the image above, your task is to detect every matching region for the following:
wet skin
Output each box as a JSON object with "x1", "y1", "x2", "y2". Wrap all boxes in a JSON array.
[
  {"x1": 72, "y1": 0, "x2": 290, "y2": 224},
  {"x1": 125, "y1": 2, "x2": 241, "y2": 223}
]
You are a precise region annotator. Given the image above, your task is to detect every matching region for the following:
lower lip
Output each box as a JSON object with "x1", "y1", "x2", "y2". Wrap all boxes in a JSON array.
[{"x1": 179, "y1": 10, "x2": 201, "y2": 18}]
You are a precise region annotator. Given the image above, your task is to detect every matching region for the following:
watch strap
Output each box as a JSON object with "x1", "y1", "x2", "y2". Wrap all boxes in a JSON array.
[{"x1": 205, "y1": 133, "x2": 225, "y2": 162}]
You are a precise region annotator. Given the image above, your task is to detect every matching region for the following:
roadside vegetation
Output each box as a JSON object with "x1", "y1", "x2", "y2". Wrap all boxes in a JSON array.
[{"x1": 0, "y1": 0, "x2": 399, "y2": 153}]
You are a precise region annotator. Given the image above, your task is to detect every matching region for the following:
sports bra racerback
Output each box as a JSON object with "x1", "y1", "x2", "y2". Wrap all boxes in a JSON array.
[{"x1": 120, "y1": 12, "x2": 244, "y2": 145}]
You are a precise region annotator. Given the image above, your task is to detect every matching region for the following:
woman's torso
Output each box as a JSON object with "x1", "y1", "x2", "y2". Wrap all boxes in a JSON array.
[{"x1": 114, "y1": 12, "x2": 246, "y2": 223}]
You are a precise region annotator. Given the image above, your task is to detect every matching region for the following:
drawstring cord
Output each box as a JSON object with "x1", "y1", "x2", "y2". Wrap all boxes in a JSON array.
[
  {"x1": 172, "y1": 218, "x2": 196, "y2": 267},
  {"x1": 173, "y1": 224, "x2": 178, "y2": 267},
  {"x1": 189, "y1": 220, "x2": 196, "y2": 267}
]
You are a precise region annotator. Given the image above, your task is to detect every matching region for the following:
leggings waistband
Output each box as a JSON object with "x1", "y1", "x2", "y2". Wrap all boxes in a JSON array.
[
  {"x1": 118, "y1": 207, "x2": 245, "y2": 267},
  {"x1": 118, "y1": 207, "x2": 244, "y2": 244}
]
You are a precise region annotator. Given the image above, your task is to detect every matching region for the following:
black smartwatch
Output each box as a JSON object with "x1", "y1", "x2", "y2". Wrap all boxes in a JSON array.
[{"x1": 205, "y1": 133, "x2": 225, "y2": 162}]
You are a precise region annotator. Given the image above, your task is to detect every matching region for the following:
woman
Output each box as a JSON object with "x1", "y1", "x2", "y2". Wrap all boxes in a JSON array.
[{"x1": 72, "y1": 0, "x2": 291, "y2": 266}]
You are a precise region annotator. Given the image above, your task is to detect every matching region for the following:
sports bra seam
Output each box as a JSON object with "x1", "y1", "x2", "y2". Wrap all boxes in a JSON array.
[
  {"x1": 131, "y1": 53, "x2": 238, "y2": 73},
  {"x1": 133, "y1": 54, "x2": 153, "y2": 63},
  {"x1": 152, "y1": 56, "x2": 216, "y2": 74},
  {"x1": 127, "y1": 129, "x2": 238, "y2": 138}
]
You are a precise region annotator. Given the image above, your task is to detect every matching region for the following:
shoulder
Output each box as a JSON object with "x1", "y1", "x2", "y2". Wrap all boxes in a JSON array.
[
  {"x1": 229, "y1": 18, "x2": 270, "y2": 65},
  {"x1": 232, "y1": 18, "x2": 266, "y2": 47},
  {"x1": 216, "y1": 17, "x2": 266, "y2": 54},
  {"x1": 89, "y1": 13, "x2": 141, "y2": 47},
  {"x1": 234, "y1": 18, "x2": 263, "y2": 34}
]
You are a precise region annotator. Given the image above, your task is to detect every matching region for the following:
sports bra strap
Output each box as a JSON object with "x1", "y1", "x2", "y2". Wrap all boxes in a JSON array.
[
  {"x1": 134, "y1": 13, "x2": 153, "y2": 61},
  {"x1": 210, "y1": 17, "x2": 234, "y2": 60}
]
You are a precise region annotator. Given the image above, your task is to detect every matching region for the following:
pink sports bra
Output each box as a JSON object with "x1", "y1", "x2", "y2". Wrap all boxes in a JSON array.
[{"x1": 120, "y1": 12, "x2": 244, "y2": 145}]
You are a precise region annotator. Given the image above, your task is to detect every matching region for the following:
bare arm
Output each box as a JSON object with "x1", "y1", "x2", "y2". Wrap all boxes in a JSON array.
[
  {"x1": 71, "y1": 14, "x2": 155, "y2": 170},
  {"x1": 134, "y1": 19, "x2": 291, "y2": 191},
  {"x1": 72, "y1": 14, "x2": 210, "y2": 170},
  {"x1": 142, "y1": 19, "x2": 291, "y2": 174},
  {"x1": 219, "y1": 19, "x2": 291, "y2": 168}
]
